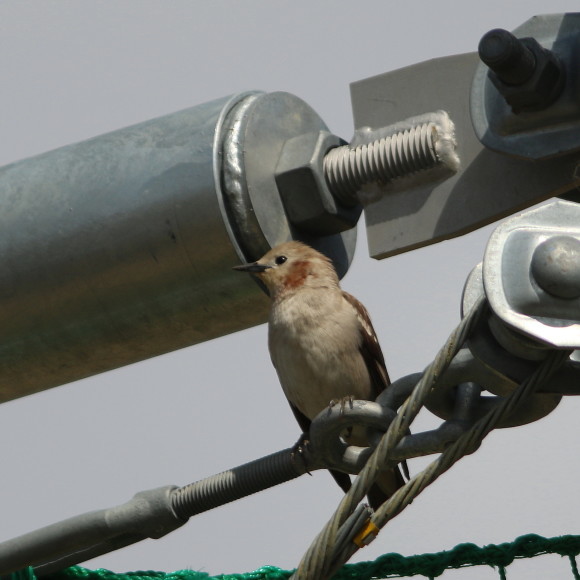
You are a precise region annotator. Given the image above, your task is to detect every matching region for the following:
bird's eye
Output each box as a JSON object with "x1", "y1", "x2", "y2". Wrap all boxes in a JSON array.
[{"x1": 275, "y1": 255, "x2": 287, "y2": 265}]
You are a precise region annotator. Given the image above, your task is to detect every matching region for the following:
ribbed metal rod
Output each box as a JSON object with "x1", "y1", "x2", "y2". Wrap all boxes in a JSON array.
[
  {"x1": 0, "y1": 448, "x2": 309, "y2": 575},
  {"x1": 323, "y1": 123, "x2": 439, "y2": 205},
  {"x1": 171, "y1": 448, "x2": 307, "y2": 519}
]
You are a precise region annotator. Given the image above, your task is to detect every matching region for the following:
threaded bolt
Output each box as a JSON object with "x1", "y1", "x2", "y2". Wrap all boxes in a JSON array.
[
  {"x1": 478, "y1": 28, "x2": 536, "y2": 86},
  {"x1": 323, "y1": 122, "x2": 441, "y2": 206}
]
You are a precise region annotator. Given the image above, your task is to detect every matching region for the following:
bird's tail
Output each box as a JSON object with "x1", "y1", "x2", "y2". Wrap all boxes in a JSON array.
[
  {"x1": 330, "y1": 464, "x2": 407, "y2": 511},
  {"x1": 366, "y1": 466, "x2": 406, "y2": 510}
]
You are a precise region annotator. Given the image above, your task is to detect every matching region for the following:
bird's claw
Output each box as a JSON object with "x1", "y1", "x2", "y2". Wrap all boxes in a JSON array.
[
  {"x1": 329, "y1": 395, "x2": 354, "y2": 416},
  {"x1": 291, "y1": 432, "x2": 312, "y2": 475}
]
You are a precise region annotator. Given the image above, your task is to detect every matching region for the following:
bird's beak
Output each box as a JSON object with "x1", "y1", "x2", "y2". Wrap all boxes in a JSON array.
[{"x1": 232, "y1": 262, "x2": 272, "y2": 273}]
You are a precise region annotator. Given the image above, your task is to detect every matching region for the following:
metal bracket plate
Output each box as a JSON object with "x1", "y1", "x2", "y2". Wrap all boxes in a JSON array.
[{"x1": 350, "y1": 52, "x2": 580, "y2": 259}]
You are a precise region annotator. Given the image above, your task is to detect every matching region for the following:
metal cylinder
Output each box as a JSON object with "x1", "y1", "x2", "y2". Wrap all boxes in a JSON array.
[{"x1": 0, "y1": 91, "x2": 356, "y2": 403}]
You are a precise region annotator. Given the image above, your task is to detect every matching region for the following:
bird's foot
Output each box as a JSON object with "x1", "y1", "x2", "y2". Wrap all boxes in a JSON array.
[
  {"x1": 329, "y1": 395, "x2": 354, "y2": 416},
  {"x1": 291, "y1": 432, "x2": 312, "y2": 475}
]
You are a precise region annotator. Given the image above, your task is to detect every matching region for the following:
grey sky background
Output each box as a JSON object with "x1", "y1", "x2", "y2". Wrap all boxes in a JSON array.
[{"x1": 0, "y1": 2, "x2": 579, "y2": 579}]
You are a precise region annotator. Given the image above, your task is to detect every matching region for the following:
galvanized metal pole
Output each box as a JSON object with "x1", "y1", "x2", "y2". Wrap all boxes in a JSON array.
[{"x1": 0, "y1": 91, "x2": 356, "y2": 403}]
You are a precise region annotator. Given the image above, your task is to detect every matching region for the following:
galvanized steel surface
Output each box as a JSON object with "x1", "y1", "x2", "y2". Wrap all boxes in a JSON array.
[
  {"x1": 484, "y1": 200, "x2": 580, "y2": 348},
  {"x1": 0, "y1": 95, "x2": 265, "y2": 402},
  {"x1": 0, "y1": 93, "x2": 357, "y2": 403},
  {"x1": 222, "y1": 91, "x2": 357, "y2": 272}
]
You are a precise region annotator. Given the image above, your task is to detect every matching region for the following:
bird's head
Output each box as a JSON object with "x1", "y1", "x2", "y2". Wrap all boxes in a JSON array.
[{"x1": 233, "y1": 241, "x2": 339, "y2": 299}]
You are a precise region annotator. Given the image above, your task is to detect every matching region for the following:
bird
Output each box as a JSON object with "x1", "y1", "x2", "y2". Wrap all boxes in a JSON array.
[{"x1": 233, "y1": 240, "x2": 407, "y2": 508}]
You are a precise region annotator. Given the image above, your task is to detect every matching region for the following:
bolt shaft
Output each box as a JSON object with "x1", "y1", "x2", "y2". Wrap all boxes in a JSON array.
[
  {"x1": 478, "y1": 28, "x2": 536, "y2": 86},
  {"x1": 323, "y1": 122, "x2": 440, "y2": 206}
]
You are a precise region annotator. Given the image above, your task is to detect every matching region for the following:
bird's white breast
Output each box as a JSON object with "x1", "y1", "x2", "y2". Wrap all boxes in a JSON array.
[{"x1": 268, "y1": 289, "x2": 372, "y2": 419}]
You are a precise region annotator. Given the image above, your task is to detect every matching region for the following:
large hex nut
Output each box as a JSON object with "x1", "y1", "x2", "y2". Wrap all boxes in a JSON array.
[
  {"x1": 488, "y1": 37, "x2": 564, "y2": 113},
  {"x1": 274, "y1": 131, "x2": 362, "y2": 236}
]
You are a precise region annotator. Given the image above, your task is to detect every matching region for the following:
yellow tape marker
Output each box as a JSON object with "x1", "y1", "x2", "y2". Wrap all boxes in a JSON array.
[{"x1": 353, "y1": 520, "x2": 380, "y2": 548}]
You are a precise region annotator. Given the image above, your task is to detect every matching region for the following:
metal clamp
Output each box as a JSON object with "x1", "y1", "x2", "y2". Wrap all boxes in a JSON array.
[
  {"x1": 0, "y1": 486, "x2": 183, "y2": 576},
  {"x1": 307, "y1": 399, "x2": 398, "y2": 474},
  {"x1": 483, "y1": 199, "x2": 580, "y2": 348}
]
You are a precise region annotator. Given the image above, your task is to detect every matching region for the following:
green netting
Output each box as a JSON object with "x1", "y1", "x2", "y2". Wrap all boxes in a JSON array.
[{"x1": 16, "y1": 533, "x2": 580, "y2": 580}]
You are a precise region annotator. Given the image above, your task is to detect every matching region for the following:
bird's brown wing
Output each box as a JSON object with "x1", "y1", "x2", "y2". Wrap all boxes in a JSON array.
[
  {"x1": 342, "y1": 291, "x2": 390, "y2": 397},
  {"x1": 342, "y1": 291, "x2": 410, "y2": 495}
]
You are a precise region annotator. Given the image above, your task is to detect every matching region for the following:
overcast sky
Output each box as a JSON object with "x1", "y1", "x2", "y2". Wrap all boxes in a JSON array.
[{"x1": 1, "y1": 2, "x2": 579, "y2": 579}]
